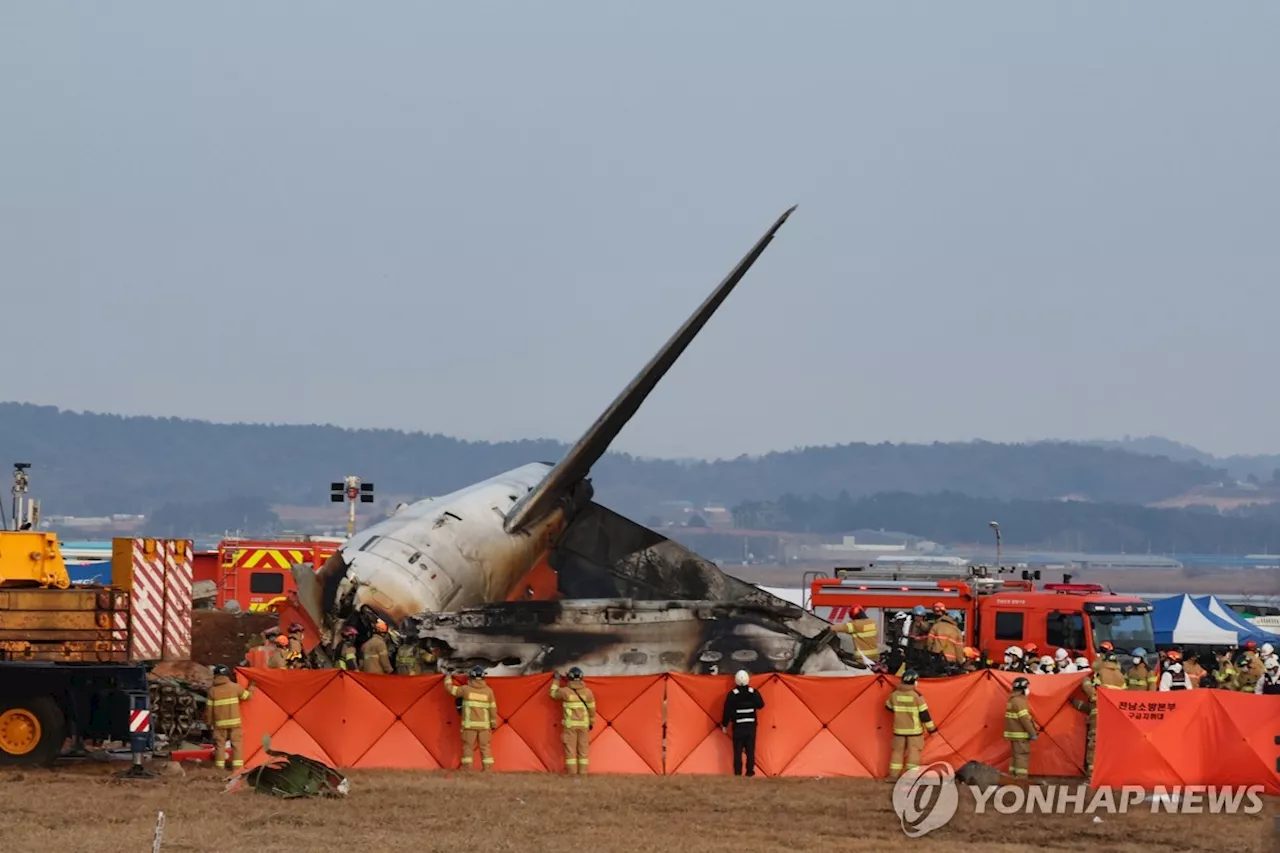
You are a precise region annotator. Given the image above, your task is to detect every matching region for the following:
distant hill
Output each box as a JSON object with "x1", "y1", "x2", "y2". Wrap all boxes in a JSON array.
[
  {"x1": 0, "y1": 402, "x2": 1229, "y2": 519},
  {"x1": 735, "y1": 490, "x2": 1280, "y2": 555},
  {"x1": 1079, "y1": 436, "x2": 1280, "y2": 483}
]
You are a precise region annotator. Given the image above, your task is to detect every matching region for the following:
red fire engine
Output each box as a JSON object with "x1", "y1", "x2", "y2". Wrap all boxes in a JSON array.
[
  {"x1": 808, "y1": 565, "x2": 1156, "y2": 663},
  {"x1": 214, "y1": 538, "x2": 342, "y2": 612}
]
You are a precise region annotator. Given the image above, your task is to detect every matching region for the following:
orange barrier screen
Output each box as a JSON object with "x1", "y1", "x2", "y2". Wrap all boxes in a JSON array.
[
  {"x1": 235, "y1": 668, "x2": 1267, "y2": 782},
  {"x1": 1092, "y1": 688, "x2": 1280, "y2": 794}
]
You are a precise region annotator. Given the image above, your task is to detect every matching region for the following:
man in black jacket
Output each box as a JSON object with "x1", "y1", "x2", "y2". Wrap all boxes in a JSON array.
[{"x1": 721, "y1": 670, "x2": 765, "y2": 777}]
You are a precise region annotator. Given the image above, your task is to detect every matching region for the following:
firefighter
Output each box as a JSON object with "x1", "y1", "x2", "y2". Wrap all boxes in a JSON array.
[
  {"x1": 1002, "y1": 645, "x2": 1027, "y2": 672},
  {"x1": 1240, "y1": 643, "x2": 1266, "y2": 690},
  {"x1": 1254, "y1": 655, "x2": 1280, "y2": 695},
  {"x1": 1004, "y1": 676, "x2": 1037, "y2": 778},
  {"x1": 1095, "y1": 650, "x2": 1127, "y2": 689},
  {"x1": 394, "y1": 638, "x2": 426, "y2": 676},
  {"x1": 720, "y1": 669, "x2": 765, "y2": 777},
  {"x1": 206, "y1": 665, "x2": 254, "y2": 771},
  {"x1": 1233, "y1": 652, "x2": 1259, "y2": 692},
  {"x1": 907, "y1": 605, "x2": 932, "y2": 665},
  {"x1": 551, "y1": 667, "x2": 597, "y2": 775},
  {"x1": 267, "y1": 634, "x2": 290, "y2": 668},
  {"x1": 445, "y1": 665, "x2": 498, "y2": 771},
  {"x1": 1092, "y1": 641, "x2": 1115, "y2": 674},
  {"x1": 925, "y1": 603, "x2": 963, "y2": 670},
  {"x1": 1158, "y1": 651, "x2": 1194, "y2": 691},
  {"x1": 1213, "y1": 649, "x2": 1238, "y2": 690},
  {"x1": 360, "y1": 619, "x2": 394, "y2": 674},
  {"x1": 1069, "y1": 672, "x2": 1098, "y2": 774},
  {"x1": 1054, "y1": 648, "x2": 1073, "y2": 673},
  {"x1": 1183, "y1": 651, "x2": 1207, "y2": 684},
  {"x1": 960, "y1": 647, "x2": 981, "y2": 673},
  {"x1": 335, "y1": 626, "x2": 359, "y2": 671},
  {"x1": 885, "y1": 669, "x2": 935, "y2": 781},
  {"x1": 1125, "y1": 648, "x2": 1155, "y2": 691},
  {"x1": 834, "y1": 605, "x2": 880, "y2": 665},
  {"x1": 287, "y1": 622, "x2": 307, "y2": 667}
]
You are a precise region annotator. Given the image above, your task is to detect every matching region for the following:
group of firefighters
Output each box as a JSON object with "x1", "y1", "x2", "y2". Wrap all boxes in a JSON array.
[{"x1": 210, "y1": 607, "x2": 1279, "y2": 779}]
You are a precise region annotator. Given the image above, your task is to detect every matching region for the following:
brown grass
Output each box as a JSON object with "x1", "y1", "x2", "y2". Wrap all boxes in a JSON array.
[{"x1": 1, "y1": 764, "x2": 1274, "y2": 853}]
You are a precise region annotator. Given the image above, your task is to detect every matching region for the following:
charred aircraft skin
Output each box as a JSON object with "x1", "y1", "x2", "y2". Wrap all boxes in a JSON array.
[
  {"x1": 292, "y1": 208, "x2": 849, "y2": 672},
  {"x1": 417, "y1": 598, "x2": 865, "y2": 678}
]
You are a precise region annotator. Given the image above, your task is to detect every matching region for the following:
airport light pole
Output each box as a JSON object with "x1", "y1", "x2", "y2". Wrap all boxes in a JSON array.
[
  {"x1": 331, "y1": 476, "x2": 375, "y2": 538},
  {"x1": 990, "y1": 520, "x2": 1002, "y2": 574}
]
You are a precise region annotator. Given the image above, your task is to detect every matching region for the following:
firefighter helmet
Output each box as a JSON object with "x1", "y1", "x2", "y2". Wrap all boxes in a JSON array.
[
  {"x1": 469, "y1": 665, "x2": 484, "y2": 678},
  {"x1": 568, "y1": 666, "x2": 584, "y2": 681},
  {"x1": 275, "y1": 634, "x2": 290, "y2": 647},
  {"x1": 1013, "y1": 676, "x2": 1029, "y2": 692},
  {"x1": 901, "y1": 670, "x2": 920, "y2": 684}
]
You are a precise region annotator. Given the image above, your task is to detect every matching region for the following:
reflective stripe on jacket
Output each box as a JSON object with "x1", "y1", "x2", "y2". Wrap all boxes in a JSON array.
[
  {"x1": 207, "y1": 675, "x2": 251, "y2": 729},
  {"x1": 551, "y1": 680, "x2": 597, "y2": 729},
  {"x1": 841, "y1": 618, "x2": 880, "y2": 657},
  {"x1": 446, "y1": 676, "x2": 498, "y2": 730},
  {"x1": 1004, "y1": 693, "x2": 1037, "y2": 740},
  {"x1": 885, "y1": 685, "x2": 934, "y2": 736}
]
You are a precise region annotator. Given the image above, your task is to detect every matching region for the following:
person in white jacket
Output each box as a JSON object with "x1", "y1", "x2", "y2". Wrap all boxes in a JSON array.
[
  {"x1": 1254, "y1": 655, "x2": 1280, "y2": 694},
  {"x1": 1054, "y1": 648, "x2": 1073, "y2": 673},
  {"x1": 1158, "y1": 657, "x2": 1194, "y2": 691}
]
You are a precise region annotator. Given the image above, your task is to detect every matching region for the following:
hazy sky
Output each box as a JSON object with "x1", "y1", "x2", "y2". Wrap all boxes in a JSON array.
[{"x1": 4, "y1": 3, "x2": 1278, "y2": 460}]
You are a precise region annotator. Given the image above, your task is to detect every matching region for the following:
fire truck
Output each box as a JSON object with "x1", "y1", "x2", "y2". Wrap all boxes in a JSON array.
[
  {"x1": 215, "y1": 538, "x2": 342, "y2": 612},
  {"x1": 808, "y1": 564, "x2": 1156, "y2": 664}
]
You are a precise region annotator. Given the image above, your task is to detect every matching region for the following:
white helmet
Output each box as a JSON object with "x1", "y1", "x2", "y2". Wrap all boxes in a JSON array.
[
  {"x1": 1262, "y1": 643, "x2": 1275, "y2": 657},
  {"x1": 1006, "y1": 646, "x2": 1024, "y2": 659},
  {"x1": 1054, "y1": 648, "x2": 1069, "y2": 662},
  {"x1": 1040, "y1": 655, "x2": 1054, "y2": 669},
  {"x1": 734, "y1": 670, "x2": 749, "y2": 687},
  {"x1": 1074, "y1": 656, "x2": 1089, "y2": 669}
]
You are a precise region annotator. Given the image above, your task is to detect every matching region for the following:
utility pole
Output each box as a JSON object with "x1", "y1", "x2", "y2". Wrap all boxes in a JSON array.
[
  {"x1": 331, "y1": 476, "x2": 375, "y2": 538},
  {"x1": 989, "y1": 520, "x2": 1002, "y2": 574}
]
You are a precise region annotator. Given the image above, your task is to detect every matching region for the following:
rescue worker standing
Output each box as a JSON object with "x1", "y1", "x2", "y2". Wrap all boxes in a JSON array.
[
  {"x1": 885, "y1": 670, "x2": 936, "y2": 781},
  {"x1": 551, "y1": 667, "x2": 597, "y2": 775},
  {"x1": 395, "y1": 638, "x2": 425, "y2": 676},
  {"x1": 1158, "y1": 652, "x2": 1194, "y2": 691},
  {"x1": 1095, "y1": 650, "x2": 1127, "y2": 690},
  {"x1": 360, "y1": 619, "x2": 394, "y2": 674},
  {"x1": 720, "y1": 669, "x2": 765, "y2": 777},
  {"x1": 1125, "y1": 649, "x2": 1155, "y2": 691},
  {"x1": 335, "y1": 626, "x2": 359, "y2": 671},
  {"x1": 445, "y1": 665, "x2": 498, "y2": 771},
  {"x1": 925, "y1": 603, "x2": 964, "y2": 670},
  {"x1": 1069, "y1": 673, "x2": 1098, "y2": 774},
  {"x1": 1004, "y1": 676, "x2": 1037, "y2": 778},
  {"x1": 835, "y1": 605, "x2": 880, "y2": 665},
  {"x1": 206, "y1": 665, "x2": 254, "y2": 772},
  {"x1": 267, "y1": 634, "x2": 290, "y2": 668},
  {"x1": 1254, "y1": 655, "x2": 1280, "y2": 695}
]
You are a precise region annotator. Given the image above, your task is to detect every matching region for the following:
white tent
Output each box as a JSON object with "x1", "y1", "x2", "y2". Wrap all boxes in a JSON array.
[
  {"x1": 1194, "y1": 595, "x2": 1280, "y2": 644},
  {"x1": 1151, "y1": 594, "x2": 1240, "y2": 646}
]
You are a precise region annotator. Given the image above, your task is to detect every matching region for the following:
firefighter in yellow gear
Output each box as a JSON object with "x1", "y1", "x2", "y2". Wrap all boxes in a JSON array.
[
  {"x1": 445, "y1": 665, "x2": 499, "y2": 771},
  {"x1": 1069, "y1": 674, "x2": 1098, "y2": 774},
  {"x1": 835, "y1": 606, "x2": 880, "y2": 663},
  {"x1": 960, "y1": 646, "x2": 981, "y2": 673},
  {"x1": 550, "y1": 667, "x2": 596, "y2": 775},
  {"x1": 335, "y1": 626, "x2": 359, "y2": 670},
  {"x1": 1004, "y1": 676, "x2": 1038, "y2": 777},
  {"x1": 925, "y1": 602, "x2": 964, "y2": 667},
  {"x1": 206, "y1": 665, "x2": 254, "y2": 770},
  {"x1": 360, "y1": 619, "x2": 394, "y2": 674},
  {"x1": 266, "y1": 633, "x2": 290, "y2": 668},
  {"x1": 1125, "y1": 648, "x2": 1155, "y2": 691},
  {"x1": 885, "y1": 669, "x2": 935, "y2": 780},
  {"x1": 286, "y1": 622, "x2": 308, "y2": 669},
  {"x1": 1095, "y1": 651, "x2": 1127, "y2": 689}
]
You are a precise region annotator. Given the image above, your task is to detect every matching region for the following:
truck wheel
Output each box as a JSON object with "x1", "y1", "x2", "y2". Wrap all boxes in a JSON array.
[{"x1": 0, "y1": 697, "x2": 67, "y2": 766}]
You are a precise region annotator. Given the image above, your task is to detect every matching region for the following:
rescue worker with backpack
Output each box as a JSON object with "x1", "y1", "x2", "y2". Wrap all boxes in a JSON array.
[
  {"x1": 206, "y1": 664, "x2": 254, "y2": 771},
  {"x1": 1125, "y1": 648, "x2": 1156, "y2": 691},
  {"x1": 335, "y1": 626, "x2": 359, "y2": 671},
  {"x1": 925, "y1": 602, "x2": 964, "y2": 670},
  {"x1": 1004, "y1": 676, "x2": 1038, "y2": 778},
  {"x1": 1254, "y1": 654, "x2": 1280, "y2": 695},
  {"x1": 1095, "y1": 650, "x2": 1127, "y2": 689},
  {"x1": 360, "y1": 619, "x2": 394, "y2": 674},
  {"x1": 445, "y1": 665, "x2": 499, "y2": 771},
  {"x1": 885, "y1": 669, "x2": 936, "y2": 781},
  {"x1": 551, "y1": 667, "x2": 597, "y2": 775},
  {"x1": 1158, "y1": 651, "x2": 1194, "y2": 691}
]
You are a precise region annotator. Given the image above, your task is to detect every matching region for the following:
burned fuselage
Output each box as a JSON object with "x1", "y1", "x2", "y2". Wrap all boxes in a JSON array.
[{"x1": 417, "y1": 598, "x2": 857, "y2": 678}]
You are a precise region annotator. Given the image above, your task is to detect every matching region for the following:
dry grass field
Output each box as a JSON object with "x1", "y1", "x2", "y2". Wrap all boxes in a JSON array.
[{"x1": 1, "y1": 763, "x2": 1275, "y2": 853}]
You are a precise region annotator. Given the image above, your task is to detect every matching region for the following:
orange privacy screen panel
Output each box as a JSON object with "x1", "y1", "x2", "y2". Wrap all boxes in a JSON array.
[{"x1": 235, "y1": 669, "x2": 1272, "y2": 785}]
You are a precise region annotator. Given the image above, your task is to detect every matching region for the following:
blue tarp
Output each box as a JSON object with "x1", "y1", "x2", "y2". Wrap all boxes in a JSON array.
[{"x1": 1151, "y1": 594, "x2": 1244, "y2": 646}]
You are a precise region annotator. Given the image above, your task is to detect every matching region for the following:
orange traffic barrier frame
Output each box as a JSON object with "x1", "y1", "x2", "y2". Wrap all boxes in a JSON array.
[{"x1": 234, "y1": 668, "x2": 1108, "y2": 777}]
